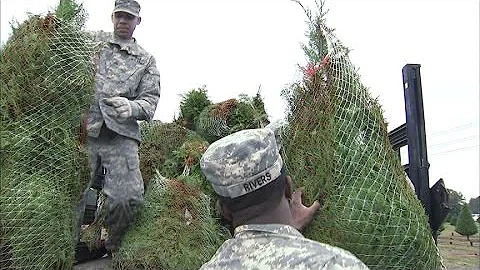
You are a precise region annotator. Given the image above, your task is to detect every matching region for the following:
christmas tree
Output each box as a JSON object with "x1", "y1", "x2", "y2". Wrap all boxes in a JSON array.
[
  {"x1": 281, "y1": 1, "x2": 443, "y2": 269},
  {"x1": 1, "y1": 0, "x2": 96, "y2": 268},
  {"x1": 455, "y1": 204, "x2": 478, "y2": 241}
]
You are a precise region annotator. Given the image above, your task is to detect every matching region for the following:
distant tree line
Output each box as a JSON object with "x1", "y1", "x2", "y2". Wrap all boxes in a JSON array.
[
  {"x1": 468, "y1": 196, "x2": 480, "y2": 214},
  {"x1": 441, "y1": 189, "x2": 479, "y2": 242},
  {"x1": 444, "y1": 189, "x2": 479, "y2": 225}
]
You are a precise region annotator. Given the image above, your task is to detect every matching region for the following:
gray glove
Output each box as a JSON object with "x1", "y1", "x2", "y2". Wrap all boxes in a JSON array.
[{"x1": 103, "y1": 97, "x2": 139, "y2": 119}]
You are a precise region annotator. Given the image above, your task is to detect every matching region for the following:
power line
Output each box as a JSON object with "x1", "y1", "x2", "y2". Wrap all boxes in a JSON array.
[
  {"x1": 428, "y1": 134, "x2": 479, "y2": 149},
  {"x1": 428, "y1": 122, "x2": 479, "y2": 138},
  {"x1": 429, "y1": 144, "x2": 479, "y2": 156}
]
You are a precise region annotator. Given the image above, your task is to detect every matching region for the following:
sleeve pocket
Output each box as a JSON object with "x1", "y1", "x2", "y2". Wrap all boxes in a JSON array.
[{"x1": 126, "y1": 155, "x2": 139, "y2": 170}]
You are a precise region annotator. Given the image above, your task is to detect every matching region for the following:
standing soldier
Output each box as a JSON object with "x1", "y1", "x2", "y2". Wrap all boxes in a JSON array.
[{"x1": 76, "y1": 0, "x2": 161, "y2": 254}]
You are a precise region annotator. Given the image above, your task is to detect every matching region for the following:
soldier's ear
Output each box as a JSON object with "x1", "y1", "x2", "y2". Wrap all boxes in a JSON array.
[
  {"x1": 218, "y1": 199, "x2": 232, "y2": 222},
  {"x1": 136, "y1": 16, "x2": 142, "y2": 25},
  {"x1": 284, "y1": 175, "x2": 293, "y2": 200}
]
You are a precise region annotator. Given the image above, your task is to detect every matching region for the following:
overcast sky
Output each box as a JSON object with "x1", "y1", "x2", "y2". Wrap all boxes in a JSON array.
[{"x1": 1, "y1": 0, "x2": 479, "y2": 200}]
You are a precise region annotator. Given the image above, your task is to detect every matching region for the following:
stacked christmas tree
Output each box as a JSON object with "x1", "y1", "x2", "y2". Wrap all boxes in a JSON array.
[
  {"x1": 0, "y1": 0, "x2": 96, "y2": 268},
  {"x1": 111, "y1": 87, "x2": 269, "y2": 269},
  {"x1": 281, "y1": 2, "x2": 443, "y2": 269}
]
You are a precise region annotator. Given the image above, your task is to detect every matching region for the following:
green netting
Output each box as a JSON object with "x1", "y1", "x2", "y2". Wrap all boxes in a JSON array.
[
  {"x1": 1, "y1": 1, "x2": 97, "y2": 268},
  {"x1": 111, "y1": 174, "x2": 229, "y2": 270},
  {"x1": 196, "y1": 104, "x2": 230, "y2": 143},
  {"x1": 281, "y1": 3, "x2": 443, "y2": 269}
]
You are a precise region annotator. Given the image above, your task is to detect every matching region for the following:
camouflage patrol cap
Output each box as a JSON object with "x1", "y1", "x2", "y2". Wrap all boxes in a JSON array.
[
  {"x1": 265, "y1": 119, "x2": 286, "y2": 150},
  {"x1": 113, "y1": 0, "x2": 141, "y2": 17},
  {"x1": 200, "y1": 128, "x2": 283, "y2": 199}
]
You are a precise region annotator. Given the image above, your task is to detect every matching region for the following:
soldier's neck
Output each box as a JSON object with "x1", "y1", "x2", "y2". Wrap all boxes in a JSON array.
[
  {"x1": 113, "y1": 35, "x2": 134, "y2": 45},
  {"x1": 232, "y1": 196, "x2": 293, "y2": 229}
]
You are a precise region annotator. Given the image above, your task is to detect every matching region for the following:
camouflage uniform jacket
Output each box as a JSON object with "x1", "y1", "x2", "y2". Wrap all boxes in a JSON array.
[
  {"x1": 200, "y1": 224, "x2": 369, "y2": 270},
  {"x1": 86, "y1": 31, "x2": 160, "y2": 142}
]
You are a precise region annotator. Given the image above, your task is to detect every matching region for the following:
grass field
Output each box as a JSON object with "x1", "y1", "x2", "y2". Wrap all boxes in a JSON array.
[{"x1": 437, "y1": 223, "x2": 480, "y2": 270}]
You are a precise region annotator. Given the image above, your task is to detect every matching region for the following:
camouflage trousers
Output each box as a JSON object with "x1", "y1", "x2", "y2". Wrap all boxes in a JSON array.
[{"x1": 75, "y1": 127, "x2": 144, "y2": 251}]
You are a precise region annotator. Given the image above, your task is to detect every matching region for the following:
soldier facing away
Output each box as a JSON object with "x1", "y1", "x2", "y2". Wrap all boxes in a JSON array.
[
  {"x1": 199, "y1": 127, "x2": 369, "y2": 269},
  {"x1": 76, "y1": 0, "x2": 161, "y2": 254}
]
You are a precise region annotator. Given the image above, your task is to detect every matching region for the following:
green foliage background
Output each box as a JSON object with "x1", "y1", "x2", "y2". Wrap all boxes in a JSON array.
[{"x1": 468, "y1": 196, "x2": 480, "y2": 214}]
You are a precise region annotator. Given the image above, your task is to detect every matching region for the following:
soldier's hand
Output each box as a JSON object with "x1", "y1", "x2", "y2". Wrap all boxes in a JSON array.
[
  {"x1": 103, "y1": 97, "x2": 133, "y2": 119},
  {"x1": 288, "y1": 177, "x2": 321, "y2": 231}
]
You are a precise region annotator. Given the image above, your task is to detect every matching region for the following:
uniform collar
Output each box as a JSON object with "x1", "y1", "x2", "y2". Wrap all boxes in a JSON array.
[
  {"x1": 108, "y1": 35, "x2": 141, "y2": 56},
  {"x1": 234, "y1": 224, "x2": 304, "y2": 238}
]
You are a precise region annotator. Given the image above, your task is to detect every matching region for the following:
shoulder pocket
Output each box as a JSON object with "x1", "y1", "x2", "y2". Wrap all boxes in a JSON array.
[{"x1": 126, "y1": 155, "x2": 139, "y2": 170}]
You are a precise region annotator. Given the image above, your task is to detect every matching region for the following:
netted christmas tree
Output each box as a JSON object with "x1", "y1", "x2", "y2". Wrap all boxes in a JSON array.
[
  {"x1": 111, "y1": 174, "x2": 229, "y2": 270},
  {"x1": 280, "y1": 1, "x2": 443, "y2": 269},
  {"x1": 0, "y1": 0, "x2": 97, "y2": 268},
  {"x1": 138, "y1": 120, "x2": 214, "y2": 196},
  {"x1": 138, "y1": 121, "x2": 190, "y2": 188}
]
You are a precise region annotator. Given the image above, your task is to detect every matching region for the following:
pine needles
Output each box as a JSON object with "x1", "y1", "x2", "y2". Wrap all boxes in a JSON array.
[{"x1": 112, "y1": 175, "x2": 229, "y2": 270}]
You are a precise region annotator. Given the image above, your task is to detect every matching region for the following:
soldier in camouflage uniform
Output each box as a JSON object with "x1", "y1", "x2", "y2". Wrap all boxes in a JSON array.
[
  {"x1": 76, "y1": 0, "x2": 160, "y2": 253},
  {"x1": 199, "y1": 128, "x2": 369, "y2": 269}
]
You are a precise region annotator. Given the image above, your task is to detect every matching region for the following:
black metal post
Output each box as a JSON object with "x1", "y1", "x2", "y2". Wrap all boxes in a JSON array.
[
  {"x1": 402, "y1": 64, "x2": 431, "y2": 221},
  {"x1": 388, "y1": 123, "x2": 407, "y2": 159}
]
